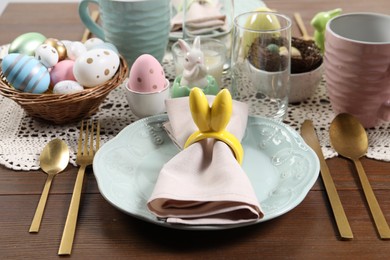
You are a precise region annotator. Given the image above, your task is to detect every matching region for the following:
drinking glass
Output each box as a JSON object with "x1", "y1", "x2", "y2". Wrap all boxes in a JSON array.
[
  {"x1": 230, "y1": 11, "x2": 291, "y2": 120},
  {"x1": 171, "y1": 38, "x2": 226, "y2": 86}
]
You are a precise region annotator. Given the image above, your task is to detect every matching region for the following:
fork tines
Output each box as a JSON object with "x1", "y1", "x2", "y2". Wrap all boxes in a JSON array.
[{"x1": 78, "y1": 120, "x2": 100, "y2": 157}]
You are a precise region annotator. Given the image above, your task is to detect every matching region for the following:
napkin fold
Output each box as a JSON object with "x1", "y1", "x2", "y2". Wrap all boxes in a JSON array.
[
  {"x1": 171, "y1": 0, "x2": 227, "y2": 35},
  {"x1": 147, "y1": 96, "x2": 263, "y2": 225}
]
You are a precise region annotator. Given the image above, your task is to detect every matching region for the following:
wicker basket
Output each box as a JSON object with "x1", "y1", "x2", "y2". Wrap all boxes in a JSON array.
[{"x1": 0, "y1": 56, "x2": 128, "y2": 124}]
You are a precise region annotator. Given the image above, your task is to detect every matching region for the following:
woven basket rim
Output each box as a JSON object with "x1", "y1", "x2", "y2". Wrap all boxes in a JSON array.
[{"x1": 0, "y1": 55, "x2": 129, "y2": 124}]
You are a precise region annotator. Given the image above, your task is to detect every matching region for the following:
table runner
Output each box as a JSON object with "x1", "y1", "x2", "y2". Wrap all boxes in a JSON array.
[{"x1": 0, "y1": 58, "x2": 389, "y2": 171}]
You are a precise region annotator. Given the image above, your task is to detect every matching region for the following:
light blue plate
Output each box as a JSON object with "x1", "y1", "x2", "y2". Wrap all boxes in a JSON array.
[{"x1": 93, "y1": 115, "x2": 319, "y2": 230}]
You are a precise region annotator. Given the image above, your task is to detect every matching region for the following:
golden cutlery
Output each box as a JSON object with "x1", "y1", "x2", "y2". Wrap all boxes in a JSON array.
[
  {"x1": 58, "y1": 120, "x2": 100, "y2": 255},
  {"x1": 293, "y1": 12, "x2": 312, "y2": 40},
  {"x1": 329, "y1": 113, "x2": 390, "y2": 240},
  {"x1": 29, "y1": 139, "x2": 69, "y2": 233},
  {"x1": 301, "y1": 120, "x2": 353, "y2": 240}
]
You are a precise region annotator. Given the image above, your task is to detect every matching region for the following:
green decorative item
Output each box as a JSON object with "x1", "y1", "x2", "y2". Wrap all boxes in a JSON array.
[
  {"x1": 9, "y1": 32, "x2": 46, "y2": 56},
  {"x1": 311, "y1": 8, "x2": 342, "y2": 52},
  {"x1": 171, "y1": 75, "x2": 219, "y2": 98}
]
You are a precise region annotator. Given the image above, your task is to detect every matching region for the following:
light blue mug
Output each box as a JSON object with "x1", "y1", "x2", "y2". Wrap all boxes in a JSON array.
[{"x1": 79, "y1": 0, "x2": 170, "y2": 67}]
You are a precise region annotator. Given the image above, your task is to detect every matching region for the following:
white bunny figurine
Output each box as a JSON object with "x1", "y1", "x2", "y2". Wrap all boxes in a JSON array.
[{"x1": 179, "y1": 36, "x2": 208, "y2": 88}]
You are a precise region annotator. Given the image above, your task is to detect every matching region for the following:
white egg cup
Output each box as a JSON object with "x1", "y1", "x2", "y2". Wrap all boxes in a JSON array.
[
  {"x1": 289, "y1": 63, "x2": 323, "y2": 103},
  {"x1": 124, "y1": 78, "x2": 170, "y2": 118}
]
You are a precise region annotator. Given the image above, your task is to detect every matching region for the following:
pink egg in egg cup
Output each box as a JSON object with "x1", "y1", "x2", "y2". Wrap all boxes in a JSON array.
[{"x1": 124, "y1": 78, "x2": 170, "y2": 118}]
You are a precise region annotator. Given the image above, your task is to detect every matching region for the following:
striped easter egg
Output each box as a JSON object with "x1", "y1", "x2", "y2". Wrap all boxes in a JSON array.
[{"x1": 1, "y1": 53, "x2": 50, "y2": 93}]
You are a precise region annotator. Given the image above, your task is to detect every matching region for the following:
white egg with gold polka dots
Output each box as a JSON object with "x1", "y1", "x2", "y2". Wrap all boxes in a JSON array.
[
  {"x1": 73, "y1": 48, "x2": 120, "y2": 87},
  {"x1": 35, "y1": 43, "x2": 59, "y2": 68}
]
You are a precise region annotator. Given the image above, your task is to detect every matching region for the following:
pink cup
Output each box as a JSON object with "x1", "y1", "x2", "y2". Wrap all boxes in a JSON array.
[{"x1": 324, "y1": 13, "x2": 390, "y2": 128}]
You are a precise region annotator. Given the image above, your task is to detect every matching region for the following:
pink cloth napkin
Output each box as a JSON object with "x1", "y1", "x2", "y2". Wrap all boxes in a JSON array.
[
  {"x1": 171, "y1": 1, "x2": 227, "y2": 35},
  {"x1": 147, "y1": 96, "x2": 263, "y2": 225}
]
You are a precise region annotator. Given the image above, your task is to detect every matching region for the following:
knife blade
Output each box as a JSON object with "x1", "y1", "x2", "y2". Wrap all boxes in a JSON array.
[{"x1": 301, "y1": 120, "x2": 353, "y2": 240}]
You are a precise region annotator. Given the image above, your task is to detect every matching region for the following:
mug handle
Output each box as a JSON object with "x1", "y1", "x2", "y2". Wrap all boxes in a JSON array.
[{"x1": 79, "y1": 0, "x2": 105, "y2": 40}]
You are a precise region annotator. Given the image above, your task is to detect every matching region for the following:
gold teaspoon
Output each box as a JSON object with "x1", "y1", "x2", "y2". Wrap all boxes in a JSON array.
[
  {"x1": 293, "y1": 12, "x2": 312, "y2": 41},
  {"x1": 329, "y1": 113, "x2": 390, "y2": 239},
  {"x1": 29, "y1": 139, "x2": 70, "y2": 233}
]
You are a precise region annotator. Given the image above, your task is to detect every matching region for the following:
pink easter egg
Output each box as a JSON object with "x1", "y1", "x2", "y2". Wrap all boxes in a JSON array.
[
  {"x1": 50, "y1": 60, "x2": 76, "y2": 86},
  {"x1": 127, "y1": 54, "x2": 166, "y2": 93}
]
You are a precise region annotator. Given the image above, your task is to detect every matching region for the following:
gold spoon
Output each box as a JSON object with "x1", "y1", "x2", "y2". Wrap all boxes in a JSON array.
[
  {"x1": 329, "y1": 113, "x2": 390, "y2": 239},
  {"x1": 293, "y1": 12, "x2": 312, "y2": 41},
  {"x1": 29, "y1": 139, "x2": 70, "y2": 233}
]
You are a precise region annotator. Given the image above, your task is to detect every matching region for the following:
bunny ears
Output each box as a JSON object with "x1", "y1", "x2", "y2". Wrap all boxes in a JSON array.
[
  {"x1": 184, "y1": 87, "x2": 244, "y2": 164},
  {"x1": 178, "y1": 36, "x2": 201, "y2": 52}
]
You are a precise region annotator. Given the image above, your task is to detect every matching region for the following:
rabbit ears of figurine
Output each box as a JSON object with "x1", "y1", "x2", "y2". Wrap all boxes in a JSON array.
[
  {"x1": 178, "y1": 36, "x2": 201, "y2": 53},
  {"x1": 184, "y1": 87, "x2": 244, "y2": 164}
]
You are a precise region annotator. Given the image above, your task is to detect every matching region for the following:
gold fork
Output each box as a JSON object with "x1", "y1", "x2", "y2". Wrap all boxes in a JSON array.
[{"x1": 58, "y1": 120, "x2": 100, "y2": 255}]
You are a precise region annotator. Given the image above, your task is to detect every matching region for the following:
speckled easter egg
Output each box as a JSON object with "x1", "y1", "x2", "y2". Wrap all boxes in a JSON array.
[
  {"x1": 9, "y1": 32, "x2": 46, "y2": 56},
  {"x1": 50, "y1": 60, "x2": 76, "y2": 86},
  {"x1": 53, "y1": 80, "x2": 84, "y2": 94},
  {"x1": 1, "y1": 53, "x2": 50, "y2": 93},
  {"x1": 127, "y1": 54, "x2": 166, "y2": 93},
  {"x1": 73, "y1": 48, "x2": 120, "y2": 87}
]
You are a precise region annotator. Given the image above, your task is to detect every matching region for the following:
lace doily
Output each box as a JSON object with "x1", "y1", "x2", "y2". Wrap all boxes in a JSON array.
[{"x1": 0, "y1": 58, "x2": 389, "y2": 171}]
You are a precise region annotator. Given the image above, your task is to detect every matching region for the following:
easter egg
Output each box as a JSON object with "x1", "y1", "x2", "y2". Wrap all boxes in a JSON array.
[
  {"x1": 60, "y1": 40, "x2": 72, "y2": 51},
  {"x1": 1, "y1": 53, "x2": 50, "y2": 93},
  {"x1": 73, "y1": 49, "x2": 120, "y2": 87},
  {"x1": 44, "y1": 38, "x2": 67, "y2": 61},
  {"x1": 128, "y1": 54, "x2": 166, "y2": 93},
  {"x1": 242, "y1": 7, "x2": 281, "y2": 56},
  {"x1": 35, "y1": 44, "x2": 59, "y2": 68},
  {"x1": 9, "y1": 32, "x2": 46, "y2": 56},
  {"x1": 266, "y1": 44, "x2": 280, "y2": 53},
  {"x1": 50, "y1": 60, "x2": 76, "y2": 86},
  {"x1": 53, "y1": 80, "x2": 84, "y2": 94},
  {"x1": 246, "y1": 7, "x2": 281, "y2": 31},
  {"x1": 90, "y1": 42, "x2": 119, "y2": 54},
  {"x1": 84, "y1": 38, "x2": 104, "y2": 50},
  {"x1": 67, "y1": 41, "x2": 87, "y2": 60}
]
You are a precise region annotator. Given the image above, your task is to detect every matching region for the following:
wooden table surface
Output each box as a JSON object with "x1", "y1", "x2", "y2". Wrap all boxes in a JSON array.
[{"x1": 0, "y1": 1, "x2": 389, "y2": 259}]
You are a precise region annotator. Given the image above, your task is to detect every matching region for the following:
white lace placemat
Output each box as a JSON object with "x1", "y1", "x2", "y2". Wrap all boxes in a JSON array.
[{"x1": 0, "y1": 58, "x2": 389, "y2": 171}]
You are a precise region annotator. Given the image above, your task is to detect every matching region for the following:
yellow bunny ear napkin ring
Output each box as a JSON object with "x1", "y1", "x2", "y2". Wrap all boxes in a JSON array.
[{"x1": 184, "y1": 87, "x2": 244, "y2": 164}]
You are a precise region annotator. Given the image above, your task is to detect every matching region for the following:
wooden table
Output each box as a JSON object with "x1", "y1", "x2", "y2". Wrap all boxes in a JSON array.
[{"x1": 0, "y1": 1, "x2": 389, "y2": 259}]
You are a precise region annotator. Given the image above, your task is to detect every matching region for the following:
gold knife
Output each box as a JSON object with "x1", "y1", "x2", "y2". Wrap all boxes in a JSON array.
[{"x1": 301, "y1": 120, "x2": 353, "y2": 240}]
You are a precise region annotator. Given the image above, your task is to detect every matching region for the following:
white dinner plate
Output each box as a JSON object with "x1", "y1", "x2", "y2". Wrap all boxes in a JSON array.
[{"x1": 93, "y1": 115, "x2": 319, "y2": 230}]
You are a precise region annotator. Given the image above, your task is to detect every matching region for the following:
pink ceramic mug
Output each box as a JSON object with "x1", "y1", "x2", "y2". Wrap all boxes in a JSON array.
[{"x1": 324, "y1": 13, "x2": 390, "y2": 128}]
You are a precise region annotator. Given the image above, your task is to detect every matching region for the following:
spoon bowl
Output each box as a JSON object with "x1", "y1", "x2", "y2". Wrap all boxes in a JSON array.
[
  {"x1": 329, "y1": 113, "x2": 390, "y2": 239},
  {"x1": 29, "y1": 138, "x2": 69, "y2": 233},
  {"x1": 329, "y1": 113, "x2": 368, "y2": 160}
]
